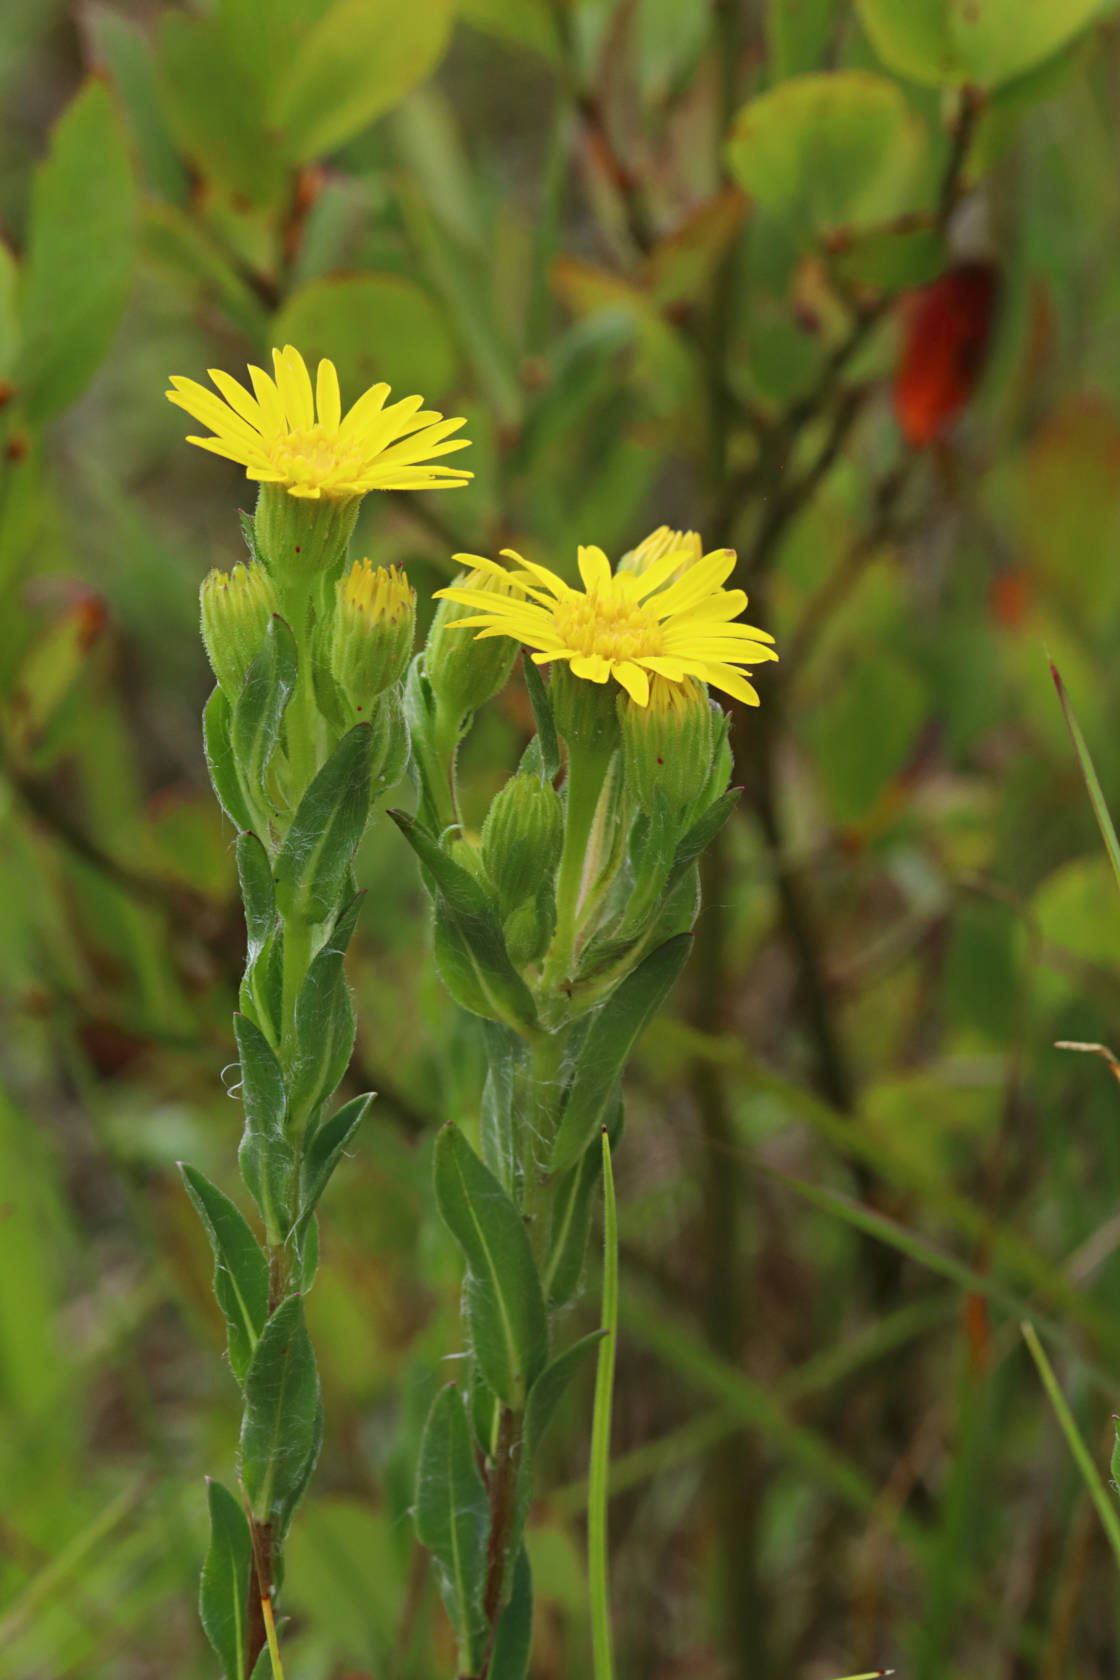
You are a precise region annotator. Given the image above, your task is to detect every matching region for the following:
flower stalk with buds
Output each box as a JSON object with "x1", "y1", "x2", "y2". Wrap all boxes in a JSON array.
[
  {"x1": 400, "y1": 528, "x2": 775, "y2": 1676},
  {"x1": 168, "y1": 346, "x2": 466, "y2": 1680}
]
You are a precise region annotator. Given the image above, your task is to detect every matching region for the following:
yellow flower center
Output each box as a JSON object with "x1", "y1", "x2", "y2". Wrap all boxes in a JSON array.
[
  {"x1": 555, "y1": 583, "x2": 664, "y2": 663},
  {"x1": 267, "y1": 424, "x2": 364, "y2": 490}
]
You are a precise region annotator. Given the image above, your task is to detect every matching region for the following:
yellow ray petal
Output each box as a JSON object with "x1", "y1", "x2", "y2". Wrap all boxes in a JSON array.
[{"x1": 315, "y1": 358, "x2": 341, "y2": 431}]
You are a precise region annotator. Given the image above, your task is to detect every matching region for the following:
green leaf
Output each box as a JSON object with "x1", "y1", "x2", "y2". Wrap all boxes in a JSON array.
[
  {"x1": 856, "y1": 0, "x2": 1106, "y2": 89},
  {"x1": 236, "y1": 831, "x2": 277, "y2": 967},
  {"x1": 544, "y1": 1091, "x2": 623, "y2": 1310},
  {"x1": 231, "y1": 617, "x2": 298, "y2": 813},
  {"x1": 270, "y1": 0, "x2": 454, "y2": 162},
  {"x1": 1051, "y1": 663, "x2": 1120, "y2": 904},
  {"x1": 272, "y1": 275, "x2": 460, "y2": 405},
  {"x1": 86, "y1": 5, "x2": 189, "y2": 202},
  {"x1": 488, "y1": 1546, "x2": 533, "y2": 1680},
  {"x1": 200, "y1": 1479, "x2": 253, "y2": 1680},
  {"x1": 274, "y1": 724, "x2": 373, "y2": 924},
  {"x1": 725, "y1": 71, "x2": 926, "y2": 242},
  {"x1": 522, "y1": 655, "x2": 560, "y2": 783},
  {"x1": 240, "y1": 1294, "x2": 321, "y2": 1527},
  {"x1": 768, "y1": 0, "x2": 840, "y2": 76},
  {"x1": 390, "y1": 809, "x2": 539, "y2": 1032},
  {"x1": 549, "y1": 935, "x2": 691, "y2": 1177},
  {"x1": 479, "y1": 1022, "x2": 521, "y2": 1192},
  {"x1": 234, "y1": 1013, "x2": 294, "y2": 1243},
  {"x1": 157, "y1": 11, "x2": 284, "y2": 205},
  {"x1": 433, "y1": 1123, "x2": 548, "y2": 1410},
  {"x1": 662, "y1": 787, "x2": 741, "y2": 903},
  {"x1": 204, "y1": 686, "x2": 257, "y2": 833},
  {"x1": 459, "y1": 0, "x2": 560, "y2": 59},
  {"x1": 295, "y1": 1091, "x2": 374, "y2": 1248},
  {"x1": 181, "y1": 1165, "x2": 270, "y2": 1385},
  {"x1": 287, "y1": 893, "x2": 363, "y2": 1130},
  {"x1": 414, "y1": 1383, "x2": 490, "y2": 1673},
  {"x1": 19, "y1": 79, "x2": 137, "y2": 424}
]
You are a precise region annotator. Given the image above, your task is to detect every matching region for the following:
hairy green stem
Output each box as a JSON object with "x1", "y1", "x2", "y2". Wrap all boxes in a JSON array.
[{"x1": 588, "y1": 1131, "x2": 618, "y2": 1680}]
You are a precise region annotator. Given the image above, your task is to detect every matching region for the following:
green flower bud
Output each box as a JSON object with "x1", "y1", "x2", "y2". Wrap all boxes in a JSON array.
[
  {"x1": 254, "y1": 480, "x2": 361, "y2": 582},
  {"x1": 424, "y1": 566, "x2": 520, "y2": 719},
  {"x1": 503, "y1": 881, "x2": 557, "y2": 968},
  {"x1": 481, "y1": 772, "x2": 564, "y2": 918},
  {"x1": 619, "y1": 676, "x2": 717, "y2": 821},
  {"x1": 331, "y1": 559, "x2": 416, "y2": 710},
  {"x1": 549, "y1": 659, "x2": 620, "y2": 758},
  {"x1": 199, "y1": 561, "x2": 279, "y2": 697}
]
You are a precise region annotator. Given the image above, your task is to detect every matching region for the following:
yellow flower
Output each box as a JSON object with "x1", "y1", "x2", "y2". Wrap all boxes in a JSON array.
[
  {"x1": 433, "y1": 536, "x2": 777, "y2": 708},
  {"x1": 166, "y1": 344, "x2": 472, "y2": 498}
]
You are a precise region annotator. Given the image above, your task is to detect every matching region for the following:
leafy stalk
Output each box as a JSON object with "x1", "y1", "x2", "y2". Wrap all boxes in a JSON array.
[{"x1": 589, "y1": 1130, "x2": 619, "y2": 1680}]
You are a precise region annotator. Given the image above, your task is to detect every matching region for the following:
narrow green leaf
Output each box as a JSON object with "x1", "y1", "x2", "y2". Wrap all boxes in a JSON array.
[
  {"x1": 274, "y1": 724, "x2": 373, "y2": 924},
  {"x1": 544, "y1": 1092, "x2": 623, "y2": 1309},
  {"x1": 295, "y1": 1090, "x2": 374, "y2": 1248},
  {"x1": 589, "y1": 1132, "x2": 619, "y2": 1680},
  {"x1": 390, "y1": 808, "x2": 538, "y2": 1031},
  {"x1": 663, "y1": 787, "x2": 740, "y2": 900},
  {"x1": 232, "y1": 617, "x2": 298, "y2": 812},
  {"x1": 204, "y1": 685, "x2": 257, "y2": 833},
  {"x1": 479, "y1": 1022, "x2": 521, "y2": 1192},
  {"x1": 240, "y1": 1295, "x2": 321, "y2": 1527},
  {"x1": 200, "y1": 1478, "x2": 252, "y2": 1680},
  {"x1": 19, "y1": 79, "x2": 137, "y2": 423},
  {"x1": 287, "y1": 894, "x2": 363, "y2": 1130},
  {"x1": 270, "y1": 0, "x2": 454, "y2": 162},
  {"x1": 488, "y1": 1546, "x2": 533, "y2": 1680},
  {"x1": 549, "y1": 935, "x2": 690, "y2": 1176},
  {"x1": 1051, "y1": 662, "x2": 1120, "y2": 903},
  {"x1": 236, "y1": 831, "x2": 277, "y2": 965},
  {"x1": 1022, "y1": 1322, "x2": 1120, "y2": 1573},
  {"x1": 522, "y1": 655, "x2": 560, "y2": 782},
  {"x1": 433, "y1": 1123, "x2": 548, "y2": 1409},
  {"x1": 181, "y1": 1164, "x2": 269, "y2": 1384},
  {"x1": 234, "y1": 1013, "x2": 294, "y2": 1242},
  {"x1": 414, "y1": 1383, "x2": 490, "y2": 1672}
]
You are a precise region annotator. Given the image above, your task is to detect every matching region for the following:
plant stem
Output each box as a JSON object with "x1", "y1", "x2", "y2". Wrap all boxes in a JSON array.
[
  {"x1": 480, "y1": 1403, "x2": 525, "y2": 1676},
  {"x1": 543, "y1": 742, "x2": 612, "y2": 991},
  {"x1": 589, "y1": 1131, "x2": 619, "y2": 1680},
  {"x1": 1021, "y1": 1321, "x2": 1120, "y2": 1571}
]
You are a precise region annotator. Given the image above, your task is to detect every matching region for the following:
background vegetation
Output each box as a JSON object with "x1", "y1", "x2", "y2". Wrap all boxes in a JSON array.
[{"x1": 5, "y1": 1, "x2": 1120, "y2": 1675}]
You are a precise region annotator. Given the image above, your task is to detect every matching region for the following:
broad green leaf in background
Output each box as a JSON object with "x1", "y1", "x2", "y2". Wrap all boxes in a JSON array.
[
  {"x1": 414, "y1": 1383, "x2": 490, "y2": 1672},
  {"x1": 157, "y1": 11, "x2": 284, "y2": 206},
  {"x1": 459, "y1": 0, "x2": 560, "y2": 59},
  {"x1": 200, "y1": 1479, "x2": 253, "y2": 1680},
  {"x1": 19, "y1": 79, "x2": 137, "y2": 425},
  {"x1": 272, "y1": 275, "x2": 460, "y2": 403},
  {"x1": 86, "y1": 6, "x2": 189, "y2": 202},
  {"x1": 239, "y1": 1294, "x2": 321, "y2": 1525},
  {"x1": 768, "y1": 0, "x2": 841, "y2": 77},
  {"x1": 725, "y1": 71, "x2": 927, "y2": 242},
  {"x1": 0, "y1": 241, "x2": 18, "y2": 379},
  {"x1": 856, "y1": 0, "x2": 1106, "y2": 90},
  {"x1": 270, "y1": 0, "x2": 454, "y2": 162},
  {"x1": 433, "y1": 1122, "x2": 549, "y2": 1409},
  {"x1": 215, "y1": 0, "x2": 336, "y2": 100},
  {"x1": 181, "y1": 1165, "x2": 270, "y2": 1384}
]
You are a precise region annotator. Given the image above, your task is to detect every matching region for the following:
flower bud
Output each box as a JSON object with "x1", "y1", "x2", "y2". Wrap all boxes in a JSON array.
[
  {"x1": 548, "y1": 659, "x2": 619, "y2": 758},
  {"x1": 200, "y1": 561, "x2": 279, "y2": 697},
  {"x1": 619, "y1": 676, "x2": 717, "y2": 821},
  {"x1": 616, "y1": 525, "x2": 701, "y2": 578},
  {"x1": 424, "y1": 566, "x2": 521, "y2": 719},
  {"x1": 331, "y1": 559, "x2": 416, "y2": 710},
  {"x1": 481, "y1": 771, "x2": 564, "y2": 918},
  {"x1": 254, "y1": 480, "x2": 361, "y2": 581}
]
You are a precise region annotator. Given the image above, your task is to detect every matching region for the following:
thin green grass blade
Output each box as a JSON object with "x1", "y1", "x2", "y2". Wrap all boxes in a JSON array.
[
  {"x1": 1051, "y1": 660, "x2": 1120, "y2": 898},
  {"x1": 588, "y1": 1129, "x2": 618, "y2": 1680},
  {"x1": 1021, "y1": 1320, "x2": 1120, "y2": 1572}
]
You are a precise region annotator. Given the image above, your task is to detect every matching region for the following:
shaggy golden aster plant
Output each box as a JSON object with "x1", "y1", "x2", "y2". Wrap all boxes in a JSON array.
[
  {"x1": 169, "y1": 346, "x2": 467, "y2": 1680},
  {"x1": 171, "y1": 344, "x2": 775, "y2": 1680}
]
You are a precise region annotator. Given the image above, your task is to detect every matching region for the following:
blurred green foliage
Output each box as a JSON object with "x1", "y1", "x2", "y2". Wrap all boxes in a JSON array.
[{"x1": 5, "y1": 1, "x2": 1120, "y2": 1676}]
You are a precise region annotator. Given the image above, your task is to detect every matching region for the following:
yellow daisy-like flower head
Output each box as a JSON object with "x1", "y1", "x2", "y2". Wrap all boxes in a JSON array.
[
  {"x1": 433, "y1": 535, "x2": 777, "y2": 709},
  {"x1": 166, "y1": 344, "x2": 472, "y2": 499}
]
